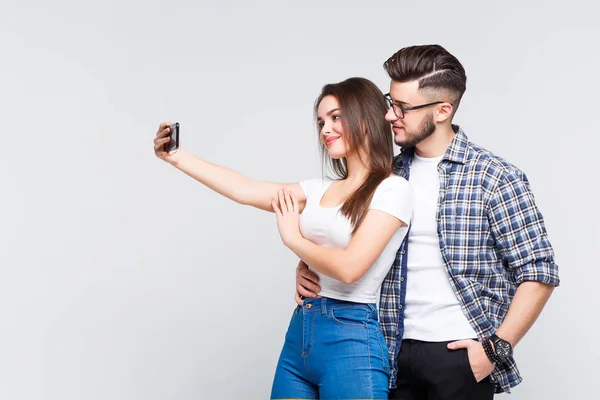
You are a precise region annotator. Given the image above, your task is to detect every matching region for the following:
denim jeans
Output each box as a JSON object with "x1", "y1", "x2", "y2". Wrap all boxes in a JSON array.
[{"x1": 270, "y1": 297, "x2": 390, "y2": 399}]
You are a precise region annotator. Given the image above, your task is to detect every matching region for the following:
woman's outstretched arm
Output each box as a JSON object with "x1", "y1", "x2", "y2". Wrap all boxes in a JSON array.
[{"x1": 154, "y1": 122, "x2": 306, "y2": 212}]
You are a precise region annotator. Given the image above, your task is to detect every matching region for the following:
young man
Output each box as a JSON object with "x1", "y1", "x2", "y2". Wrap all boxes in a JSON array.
[{"x1": 295, "y1": 44, "x2": 560, "y2": 399}]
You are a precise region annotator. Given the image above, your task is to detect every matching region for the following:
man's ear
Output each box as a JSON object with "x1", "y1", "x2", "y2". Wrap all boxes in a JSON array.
[{"x1": 436, "y1": 103, "x2": 454, "y2": 123}]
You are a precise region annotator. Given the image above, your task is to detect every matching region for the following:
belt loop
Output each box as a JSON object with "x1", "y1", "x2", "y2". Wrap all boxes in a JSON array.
[{"x1": 321, "y1": 298, "x2": 327, "y2": 316}]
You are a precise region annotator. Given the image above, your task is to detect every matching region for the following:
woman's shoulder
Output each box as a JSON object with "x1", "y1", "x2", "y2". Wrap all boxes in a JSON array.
[
  {"x1": 376, "y1": 174, "x2": 412, "y2": 192},
  {"x1": 371, "y1": 174, "x2": 414, "y2": 206},
  {"x1": 369, "y1": 174, "x2": 415, "y2": 221}
]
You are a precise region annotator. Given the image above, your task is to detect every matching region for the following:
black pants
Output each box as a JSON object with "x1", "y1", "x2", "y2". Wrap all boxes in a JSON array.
[{"x1": 389, "y1": 339, "x2": 495, "y2": 400}]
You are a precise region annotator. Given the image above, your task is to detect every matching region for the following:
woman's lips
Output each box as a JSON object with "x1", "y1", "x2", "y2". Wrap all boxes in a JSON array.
[{"x1": 326, "y1": 137, "x2": 340, "y2": 145}]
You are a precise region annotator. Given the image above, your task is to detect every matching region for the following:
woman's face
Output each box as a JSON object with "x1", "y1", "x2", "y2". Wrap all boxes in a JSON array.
[{"x1": 317, "y1": 95, "x2": 348, "y2": 159}]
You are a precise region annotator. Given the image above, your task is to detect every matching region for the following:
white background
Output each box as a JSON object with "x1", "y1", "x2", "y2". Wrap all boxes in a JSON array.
[{"x1": 1, "y1": 0, "x2": 598, "y2": 399}]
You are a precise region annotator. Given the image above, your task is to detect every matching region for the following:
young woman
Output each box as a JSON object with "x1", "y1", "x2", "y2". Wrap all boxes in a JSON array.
[{"x1": 152, "y1": 77, "x2": 414, "y2": 399}]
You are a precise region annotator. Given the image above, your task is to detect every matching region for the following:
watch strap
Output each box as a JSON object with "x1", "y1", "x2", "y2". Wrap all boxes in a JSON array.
[
  {"x1": 482, "y1": 337, "x2": 500, "y2": 365},
  {"x1": 490, "y1": 333, "x2": 501, "y2": 344}
]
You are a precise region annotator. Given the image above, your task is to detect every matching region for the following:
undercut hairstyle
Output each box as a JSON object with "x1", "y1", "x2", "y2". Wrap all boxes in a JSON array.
[{"x1": 383, "y1": 44, "x2": 467, "y2": 115}]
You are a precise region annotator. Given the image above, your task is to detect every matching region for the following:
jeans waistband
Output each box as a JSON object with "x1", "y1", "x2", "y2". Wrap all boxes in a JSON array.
[{"x1": 301, "y1": 297, "x2": 377, "y2": 315}]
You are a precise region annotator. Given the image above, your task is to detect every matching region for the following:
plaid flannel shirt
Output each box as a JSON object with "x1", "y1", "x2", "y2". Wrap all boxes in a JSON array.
[{"x1": 379, "y1": 125, "x2": 560, "y2": 394}]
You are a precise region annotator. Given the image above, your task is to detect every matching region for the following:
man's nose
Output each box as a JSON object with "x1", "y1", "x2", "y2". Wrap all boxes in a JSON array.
[{"x1": 385, "y1": 107, "x2": 399, "y2": 122}]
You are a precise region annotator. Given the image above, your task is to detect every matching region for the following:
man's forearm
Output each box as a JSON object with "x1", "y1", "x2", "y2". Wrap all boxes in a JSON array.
[{"x1": 494, "y1": 281, "x2": 555, "y2": 347}]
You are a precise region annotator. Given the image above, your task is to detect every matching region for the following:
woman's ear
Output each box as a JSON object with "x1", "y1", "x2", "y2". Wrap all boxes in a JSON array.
[{"x1": 361, "y1": 120, "x2": 368, "y2": 136}]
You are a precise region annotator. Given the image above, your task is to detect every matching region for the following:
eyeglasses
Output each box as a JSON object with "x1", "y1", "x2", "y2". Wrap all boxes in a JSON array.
[{"x1": 384, "y1": 93, "x2": 446, "y2": 119}]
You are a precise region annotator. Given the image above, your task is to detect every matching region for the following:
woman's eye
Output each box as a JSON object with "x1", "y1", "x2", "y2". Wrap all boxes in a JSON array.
[{"x1": 332, "y1": 114, "x2": 340, "y2": 121}]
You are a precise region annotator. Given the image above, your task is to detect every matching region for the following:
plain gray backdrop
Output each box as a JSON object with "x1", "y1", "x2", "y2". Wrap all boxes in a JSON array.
[{"x1": 1, "y1": 0, "x2": 598, "y2": 399}]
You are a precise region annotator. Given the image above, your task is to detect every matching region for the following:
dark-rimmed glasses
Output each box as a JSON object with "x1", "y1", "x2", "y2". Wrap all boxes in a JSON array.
[{"x1": 384, "y1": 93, "x2": 446, "y2": 119}]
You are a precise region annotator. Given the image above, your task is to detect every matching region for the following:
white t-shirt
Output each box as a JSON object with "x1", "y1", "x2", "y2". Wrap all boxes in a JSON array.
[
  {"x1": 298, "y1": 175, "x2": 414, "y2": 304},
  {"x1": 403, "y1": 154, "x2": 478, "y2": 341}
]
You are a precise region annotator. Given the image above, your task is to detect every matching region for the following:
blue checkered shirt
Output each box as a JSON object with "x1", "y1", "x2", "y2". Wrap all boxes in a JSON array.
[{"x1": 378, "y1": 126, "x2": 560, "y2": 394}]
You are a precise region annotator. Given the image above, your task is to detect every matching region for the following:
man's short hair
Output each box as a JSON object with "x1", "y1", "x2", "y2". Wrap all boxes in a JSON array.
[{"x1": 384, "y1": 44, "x2": 467, "y2": 112}]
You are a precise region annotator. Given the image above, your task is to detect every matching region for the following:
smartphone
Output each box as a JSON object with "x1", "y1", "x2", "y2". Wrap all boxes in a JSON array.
[{"x1": 164, "y1": 122, "x2": 179, "y2": 152}]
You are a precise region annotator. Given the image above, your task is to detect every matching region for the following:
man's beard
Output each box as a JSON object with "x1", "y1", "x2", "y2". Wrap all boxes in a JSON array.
[{"x1": 394, "y1": 112, "x2": 436, "y2": 148}]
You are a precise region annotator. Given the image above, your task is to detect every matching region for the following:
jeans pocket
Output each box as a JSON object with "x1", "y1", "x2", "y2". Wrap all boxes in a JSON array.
[
  {"x1": 330, "y1": 307, "x2": 368, "y2": 327},
  {"x1": 374, "y1": 326, "x2": 391, "y2": 374}
]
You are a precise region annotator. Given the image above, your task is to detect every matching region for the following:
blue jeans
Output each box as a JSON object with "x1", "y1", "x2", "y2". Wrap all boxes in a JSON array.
[{"x1": 270, "y1": 298, "x2": 390, "y2": 399}]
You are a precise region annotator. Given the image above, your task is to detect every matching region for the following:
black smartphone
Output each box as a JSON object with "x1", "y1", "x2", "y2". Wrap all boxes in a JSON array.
[{"x1": 164, "y1": 122, "x2": 179, "y2": 152}]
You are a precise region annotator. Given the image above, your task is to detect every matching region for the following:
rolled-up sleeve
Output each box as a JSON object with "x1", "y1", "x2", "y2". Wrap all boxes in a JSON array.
[{"x1": 487, "y1": 169, "x2": 560, "y2": 286}]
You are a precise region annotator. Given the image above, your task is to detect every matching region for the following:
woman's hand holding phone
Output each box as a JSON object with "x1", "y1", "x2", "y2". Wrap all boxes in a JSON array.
[{"x1": 154, "y1": 121, "x2": 181, "y2": 164}]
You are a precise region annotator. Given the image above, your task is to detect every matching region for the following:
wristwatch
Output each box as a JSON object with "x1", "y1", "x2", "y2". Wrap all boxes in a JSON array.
[{"x1": 489, "y1": 333, "x2": 513, "y2": 363}]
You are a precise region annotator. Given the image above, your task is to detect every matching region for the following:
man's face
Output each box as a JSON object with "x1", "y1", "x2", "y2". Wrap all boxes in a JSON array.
[{"x1": 385, "y1": 80, "x2": 436, "y2": 148}]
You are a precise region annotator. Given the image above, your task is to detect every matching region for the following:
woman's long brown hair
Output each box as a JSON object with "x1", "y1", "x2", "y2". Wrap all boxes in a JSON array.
[{"x1": 314, "y1": 77, "x2": 393, "y2": 233}]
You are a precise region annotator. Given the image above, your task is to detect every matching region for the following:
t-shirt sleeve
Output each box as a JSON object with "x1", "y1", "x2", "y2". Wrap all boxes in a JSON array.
[
  {"x1": 369, "y1": 176, "x2": 414, "y2": 225},
  {"x1": 299, "y1": 178, "x2": 324, "y2": 200}
]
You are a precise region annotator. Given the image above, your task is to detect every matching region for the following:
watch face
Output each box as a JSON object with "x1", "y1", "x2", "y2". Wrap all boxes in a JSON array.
[{"x1": 495, "y1": 339, "x2": 513, "y2": 359}]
